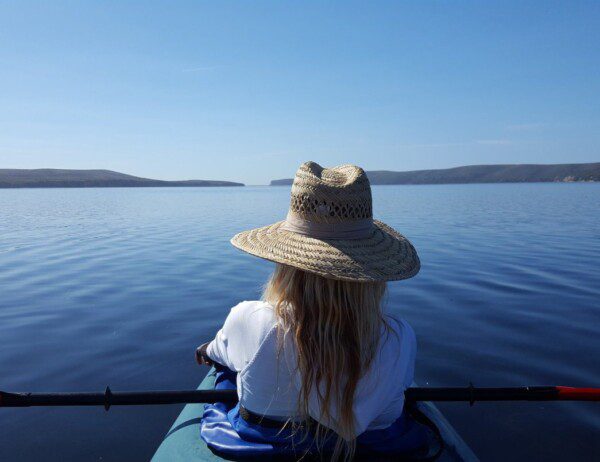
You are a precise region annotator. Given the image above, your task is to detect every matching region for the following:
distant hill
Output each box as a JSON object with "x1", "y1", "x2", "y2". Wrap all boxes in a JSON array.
[
  {"x1": 0, "y1": 169, "x2": 244, "y2": 188},
  {"x1": 270, "y1": 162, "x2": 600, "y2": 186}
]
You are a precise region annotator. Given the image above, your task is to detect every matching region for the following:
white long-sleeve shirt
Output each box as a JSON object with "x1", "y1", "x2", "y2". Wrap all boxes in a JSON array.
[{"x1": 206, "y1": 300, "x2": 417, "y2": 437}]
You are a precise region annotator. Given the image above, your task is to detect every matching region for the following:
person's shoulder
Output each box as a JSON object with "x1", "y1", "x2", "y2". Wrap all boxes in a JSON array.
[
  {"x1": 227, "y1": 300, "x2": 277, "y2": 334},
  {"x1": 383, "y1": 315, "x2": 417, "y2": 348},
  {"x1": 230, "y1": 300, "x2": 275, "y2": 318}
]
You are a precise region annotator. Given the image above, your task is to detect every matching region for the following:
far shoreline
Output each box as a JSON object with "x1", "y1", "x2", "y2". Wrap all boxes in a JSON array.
[{"x1": 0, "y1": 184, "x2": 245, "y2": 189}]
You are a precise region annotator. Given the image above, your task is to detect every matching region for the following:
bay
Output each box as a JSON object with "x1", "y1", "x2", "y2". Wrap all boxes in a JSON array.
[{"x1": 0, "y1": 183, "x2": 598, "y2": 461}]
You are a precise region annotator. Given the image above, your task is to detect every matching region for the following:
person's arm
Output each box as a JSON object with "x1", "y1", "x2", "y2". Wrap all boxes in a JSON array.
[
  {"x1": 401, "y1": 321, "x2": 417, "y2": 389},
  {"x1": 195, "y1": 301, "x2": 254, "y2": 371},
  {"x1": 195, "y1": 342, "x2": 214, "y2": 366}
]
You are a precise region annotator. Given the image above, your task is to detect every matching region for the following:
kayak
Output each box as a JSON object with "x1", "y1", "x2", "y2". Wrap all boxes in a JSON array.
[{"x1": 152, "y1": 367, "x2": 479, "y2": 461}]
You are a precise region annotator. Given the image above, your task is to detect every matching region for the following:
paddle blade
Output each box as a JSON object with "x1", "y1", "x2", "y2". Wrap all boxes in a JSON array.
[{"x1": 556, "y1": 387, "x2": 600, "y2": 401}]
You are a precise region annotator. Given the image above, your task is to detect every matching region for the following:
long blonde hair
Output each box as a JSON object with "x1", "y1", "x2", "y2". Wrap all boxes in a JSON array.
[{"x1": 263, "y1": 263, "x2": 387, "y2": 459}]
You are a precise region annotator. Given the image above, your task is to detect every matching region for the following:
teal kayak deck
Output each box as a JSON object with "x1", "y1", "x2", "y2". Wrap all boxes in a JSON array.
[{"x1": 152, "y1": 368, "x2": 478, "y2": 461}]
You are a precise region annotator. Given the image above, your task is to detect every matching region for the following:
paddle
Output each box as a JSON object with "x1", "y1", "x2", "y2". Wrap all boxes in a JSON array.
[{"x1": 1, "y1": 385, "x2": 598, "y2": 410}]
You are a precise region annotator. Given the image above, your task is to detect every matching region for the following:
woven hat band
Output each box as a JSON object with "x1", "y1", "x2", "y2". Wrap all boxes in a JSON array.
[{"x1": 281, "y1": 212, "x2": 374, "y2": 240}]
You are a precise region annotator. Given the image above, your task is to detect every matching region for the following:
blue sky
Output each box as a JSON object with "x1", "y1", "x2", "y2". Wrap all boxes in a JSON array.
[{"x1": 1, "y1": 1, "x2": 599, "y2": 184}]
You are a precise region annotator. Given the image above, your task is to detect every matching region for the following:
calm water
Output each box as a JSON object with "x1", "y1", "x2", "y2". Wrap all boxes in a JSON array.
[{"x1": 0, "y1": 184, "x2": 598, "y2": 461}]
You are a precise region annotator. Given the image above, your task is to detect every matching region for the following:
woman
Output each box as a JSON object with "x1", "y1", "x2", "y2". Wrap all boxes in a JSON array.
[{"x1": 196, "y1": 162, "x2": 424, "y2": 460}]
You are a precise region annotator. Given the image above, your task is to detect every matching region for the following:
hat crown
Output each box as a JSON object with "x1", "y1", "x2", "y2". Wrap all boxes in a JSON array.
[{"x1": 289, "y1": 161, "x2": 372, "y2": 224}]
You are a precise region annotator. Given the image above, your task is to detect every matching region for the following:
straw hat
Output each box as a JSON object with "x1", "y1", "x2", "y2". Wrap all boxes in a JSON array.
[{"x1": 231, "y1": 161, "x2": 420, "y2": 282}]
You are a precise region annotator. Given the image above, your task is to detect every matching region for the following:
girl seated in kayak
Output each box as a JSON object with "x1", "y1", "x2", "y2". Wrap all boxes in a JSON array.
[{"x1": 196, "y1": 162, "x2": 425, "y2": 460}]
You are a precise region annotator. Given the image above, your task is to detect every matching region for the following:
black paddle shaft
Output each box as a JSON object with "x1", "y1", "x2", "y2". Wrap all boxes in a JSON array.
[
  {"x1": 1, "y1": 385, "x2": 597, "y2": 409},
  {"x1": 0, "y1": 387, "x2": 238, "y2": 410},
  {"x1": 405, "y1": 385, "x2": 559, "y2": 405}
]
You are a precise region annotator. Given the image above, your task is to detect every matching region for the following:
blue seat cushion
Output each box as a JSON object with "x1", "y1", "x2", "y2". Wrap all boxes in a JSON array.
[{"x1": 200, "y1": 365, "x2": 427, "y2": 459}]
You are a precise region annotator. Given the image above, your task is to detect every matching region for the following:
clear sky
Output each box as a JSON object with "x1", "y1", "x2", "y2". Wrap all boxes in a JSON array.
[{"x1": 1, "y1": 1, "x2": 599, "y2": 185}]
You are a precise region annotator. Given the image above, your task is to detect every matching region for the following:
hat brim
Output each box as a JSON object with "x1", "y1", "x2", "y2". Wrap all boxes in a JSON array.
[{"x1": 230, "y1": 219, "x2": 420, "y2": 282}]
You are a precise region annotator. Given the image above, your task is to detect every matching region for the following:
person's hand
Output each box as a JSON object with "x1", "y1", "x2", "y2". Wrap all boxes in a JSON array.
[{"x1": 195, "y1": 343, "x2": 213, "y2": 366}]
